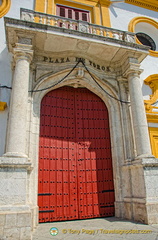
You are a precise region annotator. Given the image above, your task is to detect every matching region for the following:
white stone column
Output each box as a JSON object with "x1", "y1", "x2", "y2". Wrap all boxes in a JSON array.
[
  {"x1": 125, "y1": 60, "x2": 151, "y2": 157},
  {"x1": 5, "y1": 43, "x2": 33, "y2": 157}
]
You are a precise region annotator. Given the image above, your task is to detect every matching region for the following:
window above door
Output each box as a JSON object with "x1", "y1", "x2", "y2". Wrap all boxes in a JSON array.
[
  {"x1": 35, "y1": 0, "x2": 111, "y2": 27},
  {"x1": 56, "y1": 4, "x2": 90, "y2": 22}
]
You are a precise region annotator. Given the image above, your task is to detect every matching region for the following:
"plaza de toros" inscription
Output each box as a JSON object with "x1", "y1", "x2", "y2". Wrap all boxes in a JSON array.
[{"x1": 43, "y1": 56, "x2": 111, "y2": 72}]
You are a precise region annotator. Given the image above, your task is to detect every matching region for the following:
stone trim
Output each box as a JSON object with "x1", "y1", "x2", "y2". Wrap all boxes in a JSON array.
[{"x1": 126, "y1": 0, "x2": 158, "y2": 12}]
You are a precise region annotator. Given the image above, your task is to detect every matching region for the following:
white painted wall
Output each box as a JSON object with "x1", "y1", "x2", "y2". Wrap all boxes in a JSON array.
[
  {"x1": 0, "y1": 0, "x2": 34, "y2": 156},
  {"x1": 110, "y1": 2, "x2": 158, "y2": 31}
]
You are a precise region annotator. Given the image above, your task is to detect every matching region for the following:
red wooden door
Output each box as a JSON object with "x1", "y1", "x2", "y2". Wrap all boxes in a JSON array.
[{"x1": 38, "y1": 86, "x2": 115, "y2": 223}]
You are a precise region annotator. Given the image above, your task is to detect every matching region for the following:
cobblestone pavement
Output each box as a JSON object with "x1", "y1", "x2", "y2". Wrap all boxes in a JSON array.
[{"x1": 32, "y1": 217, "x2": 158, "y2": 240}]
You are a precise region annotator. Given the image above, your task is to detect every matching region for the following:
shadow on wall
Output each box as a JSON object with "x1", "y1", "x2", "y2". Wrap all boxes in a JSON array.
[{"x1": 110, "y1": 2, "x2": 158, "y2": 19}]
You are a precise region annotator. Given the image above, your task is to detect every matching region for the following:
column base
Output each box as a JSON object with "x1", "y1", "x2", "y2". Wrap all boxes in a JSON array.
[
  {"x1": 0, "y1": 155, "x2": 32, "y2": 170},
  {"x1": 0, "y1": 208, "x2": 32, "y2": 240},
  {"x1": 121, "y1": 198, "x2": 158, "y2": 224},
  {"x1": 120, "y1": 156, "x2": 158, "y2": 224},
  {"x1": 0, "y1": 155, "x2": 34, "y2": 239},
  {"x1": 123, "y1": 198, "x2": 148, "y2": 224}
]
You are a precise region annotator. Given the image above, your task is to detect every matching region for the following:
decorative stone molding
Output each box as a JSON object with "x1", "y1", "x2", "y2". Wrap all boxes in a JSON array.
[
  {"x1": 122, "y1": 58, "x2": 143, "y2": 78},
  {"x1": 13, "y1": 43, "x2": 33, "y2": 64},
  {"x1": 0, "y1": 0, "x2": 11, "y2": 18},
  {"x1": 18, "y1": 37, "x2": 32, "y2": 45},
  {"x1": 144, "y1": 74, "x2": 158, "y2": 113},
  {"x1": 0, "y1": 157, "x2": 32, "y2": 170},
  {"x1": 78, "y1": 23, "x2": 89, "y2": 33},
  {"x1": 125, "y1": 0, "x2": 158, "y2": 12}
]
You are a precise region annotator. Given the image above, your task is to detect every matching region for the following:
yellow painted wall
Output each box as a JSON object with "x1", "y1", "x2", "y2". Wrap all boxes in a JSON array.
[
  {"x1": 149, "y1": 127, "x2": 158, "y2": 158},
  {"x1": 0, "y1": 0, "x2": 11, "y2": 18},
  {"x1": 0, "y1": 102, "x2": 7, "y2": 111}
]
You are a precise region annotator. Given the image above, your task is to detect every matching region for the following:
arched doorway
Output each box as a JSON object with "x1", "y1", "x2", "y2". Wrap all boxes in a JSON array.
[{"x1": 38, "y1": 86, "x2": 115, "y2": 223}]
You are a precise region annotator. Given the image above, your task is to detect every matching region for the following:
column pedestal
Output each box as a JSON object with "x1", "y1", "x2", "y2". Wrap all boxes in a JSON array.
[
  {"x1": 0, "y1": 43, "x2": 34, "y2": 240},
  {"x1": 122, "y1": 58, "x2": 158, "y2": 224}
]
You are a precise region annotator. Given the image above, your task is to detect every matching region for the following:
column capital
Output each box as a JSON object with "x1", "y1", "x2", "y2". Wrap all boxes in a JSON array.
[
  {"x1": 122, "y1": 57, "x2": 143, "y2": 78},
  {"x1": 13, "y1": 43, "x2": 34, "y2": 64}
]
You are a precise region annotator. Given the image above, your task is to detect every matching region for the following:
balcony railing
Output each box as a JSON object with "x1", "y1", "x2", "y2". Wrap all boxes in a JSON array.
[{"x1": 20, "y1": 8, "x2": 136, "y2": 44}]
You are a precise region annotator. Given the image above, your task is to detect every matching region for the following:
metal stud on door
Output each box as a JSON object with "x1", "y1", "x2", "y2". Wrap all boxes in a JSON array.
[{"x1": 38, "y1": 86, "x2": 115, "y2": 222}]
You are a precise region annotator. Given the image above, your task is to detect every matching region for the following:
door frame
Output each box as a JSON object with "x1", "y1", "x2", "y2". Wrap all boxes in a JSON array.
[{"x1": 28, "y1": 68, "x2": 127, "y2": 227}]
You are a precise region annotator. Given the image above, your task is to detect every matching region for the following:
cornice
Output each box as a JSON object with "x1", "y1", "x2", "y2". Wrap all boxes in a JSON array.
[
  {"x1": 99, "y1": 0, "x2": 111, "y2": 7},
  {"x1": 125, "y1": 0, "x2": 158, "y2": 12}
]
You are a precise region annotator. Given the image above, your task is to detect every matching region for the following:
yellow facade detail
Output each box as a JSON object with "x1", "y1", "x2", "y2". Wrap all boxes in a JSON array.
[
  {"x1": 144, "y1": 75, "x2": 158, "y2": 158},
  {"x1": 0, "y1": 101, "x2": 7, "y2": 111},
  {"x1": 0, "y1": 0, "x2": 11, "y2": 18},
  {"x1": 100, "y1": 3, "x2": 111, "y2": 27},
  {"x1": 149, "y1": 127, "x2": 158, "y2": 158},
  {"x1": 147, "y1": 114, "x2": 158, "y2": 123},
  {"x1": 35, "y1": 0, "x2": 111, "y2": 27},
  {"x1": 144, "y1": 74, "x2": 158, "y2": 113},
  {"x1": 144, "y1": 74, "x2": 158, "y2": 157},
  {"x1": 125, "y1": 0, "x2": 158, "y2": 12},
  {"x1": 128, "y1": 17, "x2": 158, "y2": 57},
  {"x1": 99, "y1": 0, "x2": 111, "y2": 7}
]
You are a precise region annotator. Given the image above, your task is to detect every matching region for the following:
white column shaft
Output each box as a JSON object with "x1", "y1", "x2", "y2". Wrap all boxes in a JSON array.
[
  {"x1": 128, "y1": 72, "x2": 151, "y2": 156},
  {"x1": 6, "y1": 55, "x2": 31, "y2": 157}
]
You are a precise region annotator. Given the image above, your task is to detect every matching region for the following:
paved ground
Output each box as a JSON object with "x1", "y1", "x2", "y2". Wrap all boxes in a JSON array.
[{"x1": 32, "y1": 217, "x2": 158, "y2": 240}]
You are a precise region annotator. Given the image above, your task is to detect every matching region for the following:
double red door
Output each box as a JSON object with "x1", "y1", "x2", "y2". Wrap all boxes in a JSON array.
[{"x1": 38, "y1": 86, "x2": 114, "y2": 223}]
